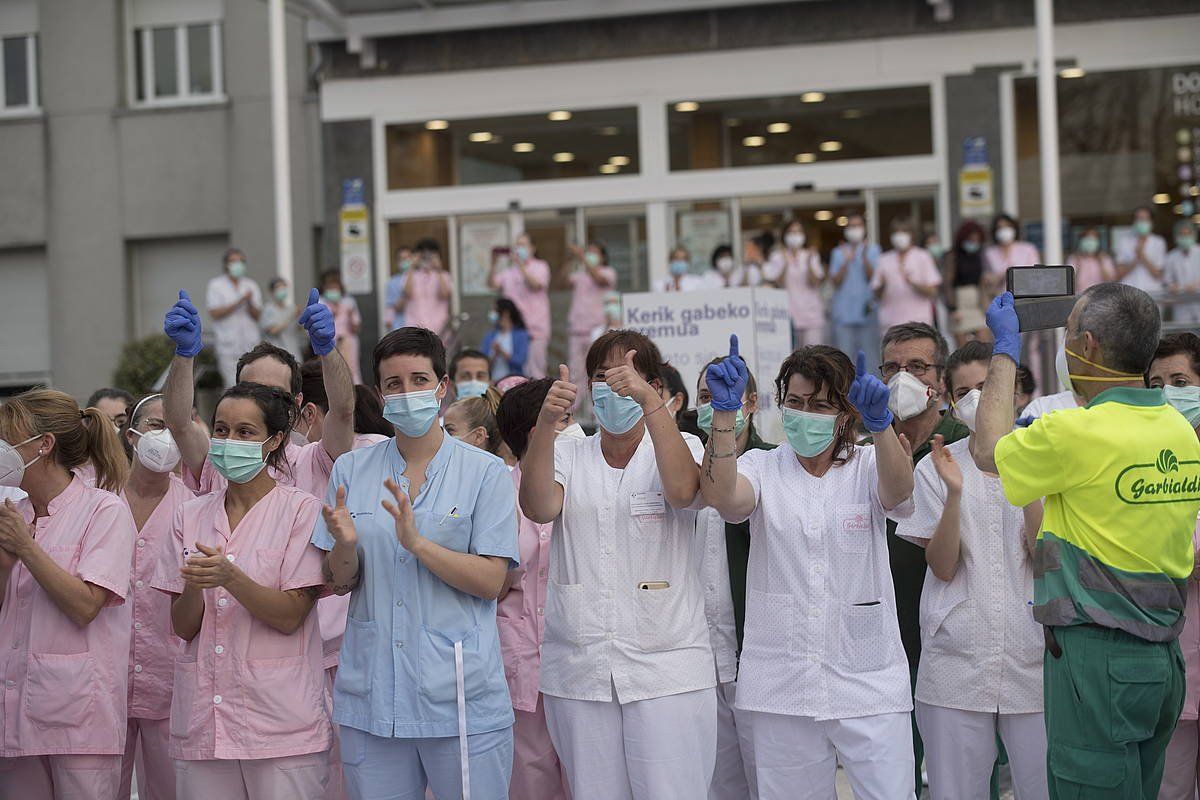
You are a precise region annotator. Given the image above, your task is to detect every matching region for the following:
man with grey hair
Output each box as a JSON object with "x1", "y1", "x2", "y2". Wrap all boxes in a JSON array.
[
  {"x1": 974, "y1": 285, "x2": 1200, "y2": 798},
  {"x1": 875, "y1": 321, "x2": 968, "y2": 793}
]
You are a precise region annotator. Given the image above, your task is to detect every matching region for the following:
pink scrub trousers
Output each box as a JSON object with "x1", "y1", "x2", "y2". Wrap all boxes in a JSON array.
[
  {"x1": 511, "y1": 694, "x2": 571, "y2": 800},
  {"x1": 175, "y1": 752, "x2": 329, "y2": 799},
  {"x1": 0, "y1": 753, "x2": 122, "y2": 799},
  {"x1": 119, "y1": 717, "x2": 175, "y2": 800}
]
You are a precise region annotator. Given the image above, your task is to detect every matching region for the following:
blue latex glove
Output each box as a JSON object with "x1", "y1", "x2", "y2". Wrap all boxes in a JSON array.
[
  {"x1": 298, "y1": 288, "x2": 336, "y2": 356},
  {"x1": 704, "y1": 334, "x2": 749, "y2": 411},
  {"x1": 1015, "y1": 414, "x2": 1035, "y2": 428},
  {"x1": 987, "y1": 291, "x2": 1021, "y2": 365},
  {"x1": 848, "y1": 350, "x2": 893, "y2": 433},
  {"x1": 163, "y1": 289, "x2": 203, "y2": 358}
]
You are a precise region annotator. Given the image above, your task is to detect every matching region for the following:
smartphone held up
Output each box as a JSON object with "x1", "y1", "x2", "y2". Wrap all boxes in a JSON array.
[{"x1": 1006, "y1": 265, "x2": 1076, "y2": 331}]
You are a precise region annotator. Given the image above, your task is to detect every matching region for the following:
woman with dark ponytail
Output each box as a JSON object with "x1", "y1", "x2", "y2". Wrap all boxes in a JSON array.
[
  {"x1": 152, "y1": 382, "x2": 332, "y2": 799},
  {"x1": 0, "y1": 389, "x2": 138, "y2": 797}
]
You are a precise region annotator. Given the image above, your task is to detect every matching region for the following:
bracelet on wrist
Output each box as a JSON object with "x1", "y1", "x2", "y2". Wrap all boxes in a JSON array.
[{"x1": 711, "y1": 426, "x2": 736, "y2": 434}]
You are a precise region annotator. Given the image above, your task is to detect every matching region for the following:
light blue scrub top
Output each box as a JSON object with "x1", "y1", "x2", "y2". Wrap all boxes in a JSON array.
[
  {"x1": 830, "y1": 243, "x2": 881, "y2": 325},
  {"x1": 384, "y1": 273, "x2": 407, "y2": 330},
  {"x1": 311, "y1": 434, "x2": 519, "y2": 739}
]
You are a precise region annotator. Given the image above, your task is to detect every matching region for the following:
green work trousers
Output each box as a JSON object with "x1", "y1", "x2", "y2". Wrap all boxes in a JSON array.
[{"x1": 1044, "y1": 625, "x2": 1185, "y2": 799}]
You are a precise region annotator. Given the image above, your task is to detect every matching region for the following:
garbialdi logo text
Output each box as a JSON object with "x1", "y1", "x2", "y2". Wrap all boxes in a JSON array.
[{"x1": 1115, "y1": 449, "x2": 1200, "y2": 504}]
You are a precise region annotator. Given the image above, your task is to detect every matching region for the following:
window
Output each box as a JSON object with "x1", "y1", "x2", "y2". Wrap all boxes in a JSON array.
[
  {"x1": 133, "y1": 22, "x2": 222, "y2": 105},
  {"x1": 667, "y1": 85, "x2": 933, "y2": 171},
  {"x1": 1015, "y1": 63, "x2": 1200, "y2": 243},
  {"x1": 0, "y1": 34, "x2": 37, "y2": 111},
  {"x1": 385, "y1": 107, "x2": 640, "y2": 190}
]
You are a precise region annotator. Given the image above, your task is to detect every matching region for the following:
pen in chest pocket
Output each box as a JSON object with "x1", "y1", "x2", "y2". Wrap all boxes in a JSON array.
[{"x1": 440, "y1": 506, "x2": 459, "y2": 525}]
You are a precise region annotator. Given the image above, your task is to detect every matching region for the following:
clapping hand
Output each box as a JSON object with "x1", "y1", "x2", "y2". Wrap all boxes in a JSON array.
[
  {"x1": 705, "y1": 334, "x2": 749, "y2": 411},
  {"x1": 848, "y1": 351, "x2": 893, "y2": 433},
  {"x1": 930, "y1": 434, "x2": 963, "y2": 494},
  {"x1": 164, "y1": 290, "x2": 203, "y2": 358},
  {"x1": 0, "y1": 499, "x2": 32, "y2": 562},
  {"x1": 181, "y1": 542, "x2": 239, "y2": 589},
  {"x1": 322, "y1": 486, "x2": 357, "y2": 546},
  {"x1": 298, "y1": 288, "x2": 336, "y2": 356},
  {"x1": 382, "y1": 479, "x2": 420, "y2": 553}
]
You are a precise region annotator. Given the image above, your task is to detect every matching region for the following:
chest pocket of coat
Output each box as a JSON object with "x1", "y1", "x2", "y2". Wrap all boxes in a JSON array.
[
  {"x1": 834, "y1": 504, "x2": 872, "y2": 555},
  {"x1": 423, "y1": 515, "x2": 472, "y2": 554}
]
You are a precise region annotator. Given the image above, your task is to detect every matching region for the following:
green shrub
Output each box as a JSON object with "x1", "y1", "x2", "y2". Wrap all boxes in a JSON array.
[{"x1": 113, "y1": 336, "x2": 221, "y2": 395}]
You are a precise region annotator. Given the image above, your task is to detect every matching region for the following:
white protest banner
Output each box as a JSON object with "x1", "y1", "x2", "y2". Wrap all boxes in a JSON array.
[{"x1": 620, "y1": 287, "x2": 791, "y2": 442}]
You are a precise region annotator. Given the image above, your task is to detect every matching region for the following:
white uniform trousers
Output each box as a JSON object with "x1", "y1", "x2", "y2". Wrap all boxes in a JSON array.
[
  {"x1": 915, "y1": 702, "x2": 1048, "y2": 800},
  {"x1": 710, "y1": 681, "x2": 756, "y2": 800},
  {"x1": 747, "y1": 710, "x2": 915, "y2": 800},
  {"x1": 544, "y1": 686, "x2": 717, "y2": 800}
]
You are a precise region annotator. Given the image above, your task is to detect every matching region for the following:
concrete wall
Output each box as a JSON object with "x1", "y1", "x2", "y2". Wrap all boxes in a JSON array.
[
  {"x1": 944, "y1": 69, "x2": 1008, "y2": 230},
  {"x1": 321, "y1": 118, "x2": 377, "y2": 382},
  {"x1": 324, "y1": 0, "x2": 1200, "y2": 79},
  {"x1": 0, "y1": 0, "x2": 321, "y2": 398}
]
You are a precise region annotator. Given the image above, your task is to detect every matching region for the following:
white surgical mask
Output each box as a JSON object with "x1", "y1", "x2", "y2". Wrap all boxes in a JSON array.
[
  {"x1": 891, "y1": 232, "x2": 912, "y2": 251},
  {"x1": 952, "y1": 389, "x2": 981, "y2": 433},
  {"x1": 785, "y1": 232, "x2": 806, "y2": 250},
  {"x1": 131, "y1": 428, "x2": 181, "y2": 473},
  {"x1": 1055, "y1": 347, "x2": 1074, "y2": 394},
  {"x1": 844, "y1": 226, "x2": 865, "y2": 244},
  {"x1": 557, "y1": 422, "x2": 586, "y2": 440},
  {"x1": 995, "y1": 226, "x2": 1016, "y2": 245},
  {"x1": 716, "y1": 256, "x2": 735, "y2": 274},
  {"x1": 0, "y1": 435, "x2": 41, "y2": 487},
  {"x1": 887, "y1": 371, "x2": 934, "y2": 421}
]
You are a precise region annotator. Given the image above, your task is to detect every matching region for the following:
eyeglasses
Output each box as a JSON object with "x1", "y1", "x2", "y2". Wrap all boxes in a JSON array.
[{"x1": 879, "y1": 361, "x2": 943, "y2": 380}]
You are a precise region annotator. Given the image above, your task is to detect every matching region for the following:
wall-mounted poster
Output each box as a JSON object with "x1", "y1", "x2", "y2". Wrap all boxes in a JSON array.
[{"x1": 459, "y1": 220, "x2": 510, "y2": 296}]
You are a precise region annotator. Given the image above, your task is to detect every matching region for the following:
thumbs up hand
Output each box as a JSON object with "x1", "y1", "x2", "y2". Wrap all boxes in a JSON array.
[
  {"x1": 706, "y1": 334, "x2": 749, "y2": 411},
  {"x1": 848, "y1": 350, "x2": 893, "y2": 433},
  {"x1": 298, "y1": 288, "x2": 336, "y2": 356},
  {"x1": 164, "y1": 289, "x2": 203, "y2": 358},
  {"x1": 605, "y1": 349, "x2": 658, "y2": 409},
  {"x1": 538, "y1": 364, "x2": 578, "y2": 428}
]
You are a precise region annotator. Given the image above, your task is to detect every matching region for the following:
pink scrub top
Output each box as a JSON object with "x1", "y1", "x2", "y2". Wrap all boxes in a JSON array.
[
  {"x1": 0, "y1": 477, "x2": 136, "y2": 757},
  {"x1": 1178, "y1": 518, "x2": 1200, "y2": 721},
  {"x1": 152, "y1": 485, "x2": 331, "y2": 761},
  {"x1": 768, "y1": 248, "x2": 826, "y2": 330},
  {"x1": 495, "y1": 463, "x2": 553, "y2": 713},
  {"x1": 871, "y1": 247, "x2": 941, "y2": 329},
  {"x1": 983, "y1": 241, "x2": 1042, "y2": 295},
  {"x1": 497, "y1": 261, "x2": 552, "y2": 340},
  {"x1": 122, "y1": 475, "x2": 195, "y2": 721},
  {"x1": 403, "y1": 268, "x2": 451, "y2": 337},
  {"x1": 184, "y1": 440, "x2": 335, "y2": 501},
  {"x1": 1069, "y1": 253, "x2": 1115, "y2": 292},
  {"x1": 568, "y1": 266, "x2": 617, "y2": 336}
]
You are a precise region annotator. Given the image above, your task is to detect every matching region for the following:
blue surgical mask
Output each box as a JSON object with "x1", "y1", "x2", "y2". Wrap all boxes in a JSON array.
[
  {"x1": 961, "y1": 240, "x2": 981, "y2": 254},
  {"x1": 1134, "y1": 219, "x2": 1153, "y2": 237},
  {"x1": 584, "y1": 251, "x2": 601, "y2": 267},
  {"x1": 670, "y1": 259, "x2": 689, "y2": 276},
  {"x1": 1078, "y1": 236, "x2": 1100, "y2": 254},
  {"x1": 488, "y1": 310, "x2": 500, "y2": 325},
  {"x1": 515, "y1": 245, "x2": 530, "y2": 262},
  {"x1": 227, "y1": 260, "x2": 247, "y2": 279},
  {"x1": 592, "y1": 383, "x2": 644, "y2": 434},
  {"x1": 456, "y1": 380, "x2": 489, "y2": 399},
  {"x1": 697, "y1": 402, "x2": 746, "y2": 436},
  {"x1": 781, "y1": 407, "x2": 837, "y2": 458},
  {"x1": 383, "y1": 389, "x2": 441, "y2": 438},
  {"x1": 209, "y1": 438, "x2": 269, "y2": 484},
  {"x1": 926, "y1": 243, "x2": 945, "y2": 259},
  {"x1": 1164, "y1": 385, "x2": 1200, "y2": 428}
]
